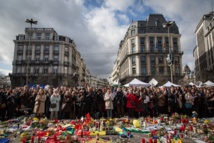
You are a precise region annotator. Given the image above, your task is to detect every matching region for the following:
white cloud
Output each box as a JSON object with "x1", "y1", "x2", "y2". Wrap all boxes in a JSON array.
[{"x1": 104, "y1": 0, "x2": 134, "y2": 11}]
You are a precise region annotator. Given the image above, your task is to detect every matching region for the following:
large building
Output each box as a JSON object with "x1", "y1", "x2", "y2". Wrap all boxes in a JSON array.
[
  {"x1": 193, "y1": 12, "x2": 214, "y2": 82},
  {"x1": 111, "y1": 14, "x2": 183, "y2": 85},
  {"x1": 10, "y1": 28, "x2": 88, "y2": 87}
]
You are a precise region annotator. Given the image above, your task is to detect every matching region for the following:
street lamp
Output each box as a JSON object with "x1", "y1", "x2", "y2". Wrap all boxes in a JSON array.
[
  {"x1": 25, "y1": 18, "x2": 37, "y2": 85},
  {"x1": 163, "y1": 21, "x2": 174, "y2": 83}
]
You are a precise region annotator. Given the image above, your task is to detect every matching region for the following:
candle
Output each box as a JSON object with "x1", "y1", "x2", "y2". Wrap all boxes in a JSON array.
[
  {"x1": 149, "y1": 138, "x2": 153, "y2": 143},
  {"x1": 31, "y1": 136, "x2": 35, "y2": 143},
  {"x1": 154, "y1": 139, "x2": 157, "y2": 143},
  {"x1": 174, "y1": 129, "x2": 177, "y2": 135},
  {"x1": 180, "y1": 133, "x2": 184, "y2": 138},
  {"x1": 141, "y1": 138, "x2": 145, "y2": 143},
  {"x1": 189, "y1": 125, "x2": 193, "y2": 131}
]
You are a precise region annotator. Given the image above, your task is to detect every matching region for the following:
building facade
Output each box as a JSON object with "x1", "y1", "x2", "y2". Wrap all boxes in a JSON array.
[
  {"x1": 10, "y1": 28, "x2": 88, "y2": 87},
  {"x1": 111, "y1": 14, "x2": 183, "y2": 85},
  {"x1": 90, "y1": 75, "x2": 109, "y2": 88},
  {"x1": 194, "y1": 12, "x2": 214, "y2": 82}
]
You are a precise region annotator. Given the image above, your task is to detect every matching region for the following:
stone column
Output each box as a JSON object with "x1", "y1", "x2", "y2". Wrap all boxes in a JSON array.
[
  {"x1": 40, "y1": 44, "x2": 44, "y2": 60},
  {"x1": 147, "y1": 55, "x2": 150, "y2": 75}
]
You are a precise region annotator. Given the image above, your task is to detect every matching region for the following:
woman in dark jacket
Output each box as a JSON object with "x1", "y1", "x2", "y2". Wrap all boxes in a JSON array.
[
  {"x1": 205, "y1": 89, "x2": 214, "y2": 117},
  {"x1": 114, "y1": 88, "x2": 124, "y2": 118},
  {"x1": 61, "y1": 91, "x2": 72, "y2": 119},
  {"x1": 5, "y1": 89, "x2": 15, "y2": 119},
  {"x1": 76, "y1": 90, "x2": 85, "y2": 118}
]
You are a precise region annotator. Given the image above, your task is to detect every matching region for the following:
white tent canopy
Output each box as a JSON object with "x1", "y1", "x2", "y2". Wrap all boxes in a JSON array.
[
  {"x1": 204, "y1": 80, "x2": 214, "y2": 87},
  {"x1": 162, "y1": 81, "x2": 181, "y2": 87},
  {"x1": 123, "y1": 78, "x2": 150, "y2": 87},
  {"x1": 188, "y1": 82, "x2": 200, "y2": 88}
]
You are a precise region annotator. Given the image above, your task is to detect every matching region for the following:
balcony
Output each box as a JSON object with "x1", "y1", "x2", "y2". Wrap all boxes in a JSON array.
[
  {"x1": 15, "y1": 60, "x2": 22, "y2": 64},
  {"x1": 35, "y1": 50, "x2": 41, "y2": 54},
  {"x1": 64, "y1": 61, "x2": 69, "y2": 66},
  {"x1": 17, "y1": 50, "x2": 23, "y2": 54},
  {"x1": 53, "y1": 60, "x2": 59, "y2": 65},
  {"x1": 53, "y1": 50, "x2": 59, "y2": 55},
  {"x1": 44, "y1": 50, "x2": 49, "y2": 54},
  {"x1": 72, "y1": 63, "x2": 76, "y2": 69},
  {"x1": 25, "y1": 50, "x2": 32, "y2": 54},
  {"x1": 64, "y1": 51, "x2": 69, "y2": 56}
]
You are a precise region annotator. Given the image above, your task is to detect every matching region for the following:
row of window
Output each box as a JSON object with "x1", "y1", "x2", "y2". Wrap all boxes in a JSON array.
[
  {"x1": 16, "y1": 66, "x2": 69, "y2": 74},
  {"x1": 132, "y1": 37, "x2": 178, "y2": 45},
  {"x1": 130, "y1": 28, "x2": 178, "y2": 35},
  {"x1": 131, "y1": 66, "x2": 180, "y2": 75},
  {"x1": 131, "y1": 56, "x2": 180, "y2": 65},
  {"x1": 18, "y1": 45, "x2": 60, "y2": 51},
  {"x1": 17, "y1": 55, "x2": 71, "y2": 62}
]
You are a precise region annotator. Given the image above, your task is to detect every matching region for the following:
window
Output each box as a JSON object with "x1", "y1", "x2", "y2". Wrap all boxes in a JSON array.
[
  {"x1": 141, "y1": 45, "x2": 146, "y2": 53},
  {"x1": 64, "y1": 67, "x2": 68, "y2": 74},
  {"x1": 150, "y1": 45, "x2": 154, "y2": 52},
  {"x1": 158, "y1": 56, "x2": 163, "y2": 64},
  {"x1": 44, "y1": 55, "x2": 49, "y2": 61},
  {"x1": 18, "y1": 45, "x2": 23, "y2": 50},
  {"x1": 167, "y1": 67, "x2": 170, "y2": 74},
  {"x1": 45, "y1": 45, "x2": 49, "y2": 51},
  {"x1": 166, "y1": 46, "x2": 169, "y2": 53},
  {"x1": 44, "y1": 66, "x2": 48, "y2": 74},
  {"x1": 131, "y1": 30, "x2": 135, "y2": 36},
  {"x1": 64, "y1": 56, "x2": 68, "y2": 62},
  {"x1": 141, "y1": 56, "x2": 146, "y2": 64},
  {"x1": 17, "y1": 67, "x2": 21, "y2": 73},
  {"x1": 37, "y1": 33, "x2": 41, "y2": 40},
  {"x1": 132, "y1": 56, "x2": 136, "y2": 65},
  {"x1": 159, "y1": 67, "x2": 164, "y2": 74},
  {"x1": 173, "y1": 45, "x2": 178, "y2": 52},
  {"x1": 140, "y1": 37, "x2": 145, "y2": 45},
  {"x1": 151, "y1": 66, "x2": 156, "y2": 75},
  {"x1": 175, "y1": 66, "x2": 180, "y2": 74},
  {"x1": 174, "y1": 57, "x2": 179, "y2": 64},
  {"x1": 53, "y1": 66, "x2": 58, "y2": 74},
  {"x1": 54, "y1": 45, "x2": 59, "y2": 51},
  {"x1": 157, "y1": 37, "x2": 162, "y2": 44},
  {"x1": 34, "y1": 66, "x2": 39, "y2": 74},
  {"x1": 141, "y1": 65, "x2": 146, "y2": 75},
  {"x1": 46, "y1": 34, "x2": 50, "y2": 40},
  {"x1": 149, "y1": 37, "x2": 154, "y2": 45},
  {"x1": 150, "y1": 56, "x2": 155, "y2": 64},
  {"x1": 35, "y1": 55, "x2": 40, "y2": 61},
  {"x1": 165, "y1": 37, "x2": 169, "y2": 44},
  {"x1": 18, "y1": 55, "x2": 23, "y2": 61},
  {"x1": 36, "y1": 45, "x2": 41, "y2": 50},
  {"x1": 65, "y1": 47, "x2": 68, "y2": 52},
  {"x1": 54, "y1": 55, "x2": 58, "y2": 61},
  {"x1": 131, "y1": 39, "x2": 135, "y2": 53},
  {"x1": 132, "y1": 67, "x2": 136, "y2": 75},
  {"x1": 173, "y1": 38, "x2": 178, "y2": 45}
]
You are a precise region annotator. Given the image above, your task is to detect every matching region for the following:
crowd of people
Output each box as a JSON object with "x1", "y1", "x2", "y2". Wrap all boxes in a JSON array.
[{"x1": 0, "y1": 84, "x2": 214, "y2": 121}]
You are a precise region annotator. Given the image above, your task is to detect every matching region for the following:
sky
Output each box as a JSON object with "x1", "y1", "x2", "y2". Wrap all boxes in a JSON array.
[{"x1": 0, "y1": 0, "x2": 212, "y2": 78}]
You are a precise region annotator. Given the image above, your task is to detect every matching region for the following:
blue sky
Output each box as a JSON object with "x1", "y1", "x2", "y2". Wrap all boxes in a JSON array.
[{"x1": 0, "y1": 0, "x2": 212, "y2": 78}]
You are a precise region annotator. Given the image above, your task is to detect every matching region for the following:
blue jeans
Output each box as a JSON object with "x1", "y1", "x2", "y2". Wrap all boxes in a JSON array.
[{"x1": 106, "y1": 109, "x2": 112, "y2": 118}]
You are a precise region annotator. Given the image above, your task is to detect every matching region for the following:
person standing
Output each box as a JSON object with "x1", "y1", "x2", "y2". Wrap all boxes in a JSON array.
[
  {"x1": 104, "y1": 89, "x2": 114, "y2": 119},
  {"x1": 61, "y1": 91, "x2": 72, "y2": 119},
  {"x1": 126, "y1": 89, "x2": 136, "y2": 118},
  {"x1": 50, "y1": 88, "x2": 61, "y2": 120},
  {"x1": 114, "y1": 88, "x2": 125, "y2": 118},
  {"x1": 33, "y1": 88, "x2": 46, "y2": 118}
]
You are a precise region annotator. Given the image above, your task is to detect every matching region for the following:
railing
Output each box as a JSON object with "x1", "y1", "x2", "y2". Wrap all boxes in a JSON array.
[
  {"x1": 64, "y1": 51, "x2": 69, "y2": 56},
  {"x1": 17, "y1": 50, "x2": 23, "y2": 54},
  {"x1": 53, "y1": 50, "x2": 59, "y2": 54},
  {"x1": 64, "y1": 61, "x2": 69, "y2": 66},
  {"x1": 44, "y1": 50, "x2": 49, "y2": 54}
]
